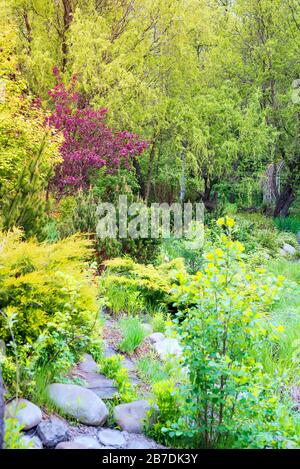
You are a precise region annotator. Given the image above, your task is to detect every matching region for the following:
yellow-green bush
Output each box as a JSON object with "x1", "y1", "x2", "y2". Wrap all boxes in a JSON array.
[
  {"x1": 100, "y1": 257, "x2": 186, "y2": 314},
  {"x1": 0, "y1": 230, "x2": 101, "y2": 389}
]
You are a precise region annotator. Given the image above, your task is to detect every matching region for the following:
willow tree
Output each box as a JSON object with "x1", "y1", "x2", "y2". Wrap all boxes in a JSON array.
[
  {"x1": 7, "y1": 0, "x2": 299, "y2": 211},
  {"x1": 0, "y1": 16, "x2": 61, "y2": 235},
  {"x1": 217, "y1": 0, "x2": 300, "y2": 215}
]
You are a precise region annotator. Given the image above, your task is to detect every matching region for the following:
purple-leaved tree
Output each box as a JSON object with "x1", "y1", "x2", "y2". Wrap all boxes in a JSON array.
[{"x1": 47, "y1": 68, "x2": 148, "y2": 193}]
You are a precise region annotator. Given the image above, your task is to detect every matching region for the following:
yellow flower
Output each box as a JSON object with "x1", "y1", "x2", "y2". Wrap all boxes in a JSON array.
[
  {"x1": 216, "y1": 217, "x2": 225, "y2": 226},
  {"x1": 277, "y1": 275, "x2": 285, "y2": 285},
  {"x1": 225, "y1": 217, "x2": 235, "y2": 228},
  {"x1": 244, "y1": 310, "x2": 252, "y2": 318},
  {"x1": 256, "y1": 267, "x2": 266, "y2": 274},
  {"x1": 206, "y1": 252, "x2": 214, "y2": 260},
  {"x1": 218, "y1": 274, "x2": 226, "y2": 284},
  {"x1": 277, "y1": 325, "x2": 285, "y2": 333},
  {"x1": 235, "y1": 241, "x2": 245, "y2": 252},
  {"x1": 215, "y1": 248, "x2": 224, "y2": 257},
  {"x1": 194, "y1": 272, "x2": 203, "y2": 281}
]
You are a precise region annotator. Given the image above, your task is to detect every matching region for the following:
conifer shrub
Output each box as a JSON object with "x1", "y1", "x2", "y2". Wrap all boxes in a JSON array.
[
  {"x1": 0, "y1": 230, "x2": 101, "y2": 392},
  {"x1": 100, "y1": 257, "x2": 186, "y2": 314}
]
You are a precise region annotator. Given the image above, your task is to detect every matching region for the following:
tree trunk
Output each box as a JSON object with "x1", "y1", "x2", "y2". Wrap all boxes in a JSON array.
[
  {"x1": 199, "y1": 176, "x2": 218, "y2": 212},
  {"x1": 23, "y1": 11, "x2": 32, "y2": 50},
  {"x1": 61, "y1": 0, "x2": 73, "y2": 71},
  {"x1": 274, "y1": 185, "x2": 295, "y2": 217},
  {"x1": 0, "y1": 367, "x2": 4, "y2": 450},
  {"x1": 180, "y1": 141, "x2": 188, "y2": 202},
  {"x1": 145, "y1": 141, "x2": 157, "y2": 205},
  {"x1": 132, "y1": 157, "x2": 145, "y2": 199}
]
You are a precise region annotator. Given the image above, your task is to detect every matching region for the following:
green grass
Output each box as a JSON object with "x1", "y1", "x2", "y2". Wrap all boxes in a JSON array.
[
  {"x1": 268, "y1": 258, "x2": 300, "y2": 285},
  {"x1": 274, "y1": 216, "x2": 300, "y2": 235},
  {"x1": 261, "y1": 259, "x2": 300, "y2": 384},
  {"x1": 118, "y1": 317, "x2": 146, "y2": 355},
  {"x1": 136, "y1": 353, "x2": 178, "y2": 385},
  {"x1": 103, "y1": 284, "x2": 145, "y2": 316},
  {"x1": 151, "y1": 311, "x2": 167, "y2": 333}
]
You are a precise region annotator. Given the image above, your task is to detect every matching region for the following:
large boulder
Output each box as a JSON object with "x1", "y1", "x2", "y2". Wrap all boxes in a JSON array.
[
  {"x1": 113, "y1": 400, "x2": 151, "y2": 433},
  {"x1": 97, "y1": 428, "x2": 126, "y2": 448},
  {"x1": 5, "y1": 399, "x2": 42, "y2": 431},
  {"x1": 47, "y1": 383, "x2": 109, "y2": 426},
  {"x1": 153, "y1": 338, "x2": 182, "y2": 361},
  {"x1": 37, "y1": 416, "x2": 69, "y2": 448}
]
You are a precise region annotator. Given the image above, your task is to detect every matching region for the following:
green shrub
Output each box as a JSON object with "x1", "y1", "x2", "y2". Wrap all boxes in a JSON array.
[
  {"x1": 100, "y1": 354, "x2": 124, "y2": 379},
  {"x1": 136, "y1": 354, "x2": 178, "y2": 385},
  {"x1": 0, "y1": 230, "x2": 101, "y2": 392},
  {"x1": 0, "y1": 356, "x2": 17, "y2": 397},
  {"x1": 99, "y1": 355, "x2": 137, "y2": 402},
  {"x1": 100, "y1": 257, "x2": 186, "y2": 314},
  {"x1": 52, "y1": 189, "x2": 161, "y2": 264},
  {"x1": 119, "y1": 317, "x2": 146, "y2": 355},
  {"x1": 224, "y1": 213, "x2": 298, "y2": 257},
  {"x1": 145, "y1": 379, "x2": 182, "y2": 446},
  {"x1": 101, "y1": 282, "x2": 144, "y2": 316},
  {"x1": 151, "y1": 311, "x2": 167, "y2": 333},
  {"x1": 158, "y1": 221, "x2": 205, "y2": 274},
  {"x1": 4, "y1": 418, "x2": 29, "y2": 449},
  {"x1": 274, "y1": 216, "x2": 300, "y2": 235},
  {"x1": 162, "y1": 217, "x2": 299, "y2": 448}
]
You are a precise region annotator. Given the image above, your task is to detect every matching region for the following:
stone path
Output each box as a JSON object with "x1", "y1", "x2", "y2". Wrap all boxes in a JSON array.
[
  {"x1": 4, "y1": 320, "x2": 184, "y2": 449},
  {"x1": 70, "y1": 353, "x2": 118, "y2": 399},
  {"x1": 16, "y1": 413, "x2": 164, "y2": 449}
]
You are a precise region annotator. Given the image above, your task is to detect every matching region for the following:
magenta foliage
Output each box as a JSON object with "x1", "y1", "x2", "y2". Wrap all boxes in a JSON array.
[{"x1": 47, "y1": 68, "x2": 148, "y2": 192}]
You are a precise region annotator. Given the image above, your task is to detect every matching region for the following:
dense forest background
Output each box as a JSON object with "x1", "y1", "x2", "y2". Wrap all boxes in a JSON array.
[{"x1": 1, "y1": 0, "x2": 300, "y2": 222}]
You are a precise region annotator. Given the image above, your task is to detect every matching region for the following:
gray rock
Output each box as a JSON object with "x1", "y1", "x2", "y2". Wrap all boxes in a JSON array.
[
  {"x1": 56, "y1": 441, "x2": 87, "y2": 449},
  {"x1": 104, "y1": 345, "x2": 118, "y2": 358},
  {"x1": 71, "y1": 354, "x2": 118, "y2": 400},
  {"x1": 153, "y1": 338, "x2": 182, "y2": 361},
  {"x1": 82, "y1": 373, "x2": 118, "y2": 400},
  {"x1": 121, "y1": 357, "x2": 135, "y2": 372},
  {"x1": 20, "y1": 434, "x2": 43, "y2": 449},
  {"x1": 282, "y1": 243, "x2": 297, "y2": 256},
  {"x1": 97, "y1": 428, "x2": 126, "y2": 447},
  {"x1": 37, "y1": 416, "x2": 69, "y2": 448},
  {"x1": 141, "y1": 323, "x2": 153, "y2": 336},
  {"x1": 148, "y1": 332, "x2": 165, "y2": 344},
  {"x1": 126, "y1": 435, "x2": 161, "y2": 449},
  {"x1": 292, "y1": 79, "x2": 300, "y2": 89},
  {"x1": 0, "y1": 339, "x2": 5, "y2": 357},
  {"x1": 114, "y1": 400, "x2": 151, "y2": 433},
  {"x1": 73, "y1": 436, "x2": 102, "y2": 449},
  {"x1": 77, "y1": 353, "x2": 99, "y2": 373},
  {"x1": 5, "y1": 399, "x2": 42, "y2": 431},
  {"x1": 47, "y1": 383, "x2": 109, "y2": 426},
  {"x1": 89, "y1": 378, "x2": 119, "y2": 400},
  {"x1": 129, "y1": 376, "x2": 142, "y2": 387}
]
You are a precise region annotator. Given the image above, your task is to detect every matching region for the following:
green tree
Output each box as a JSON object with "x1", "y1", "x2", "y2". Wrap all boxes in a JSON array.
[{"x1": 0, "y1": 15, "x2": 61, "y2": 235}]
